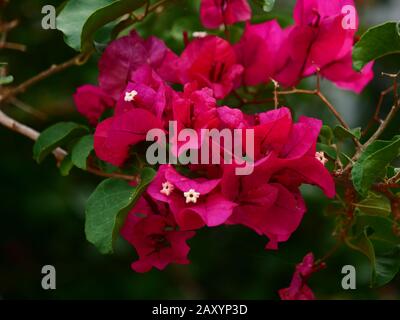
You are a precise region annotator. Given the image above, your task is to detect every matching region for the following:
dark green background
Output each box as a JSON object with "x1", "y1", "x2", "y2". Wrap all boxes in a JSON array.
[{"x1": 1, "y1": 0, "x2": 399, "y2": 299}]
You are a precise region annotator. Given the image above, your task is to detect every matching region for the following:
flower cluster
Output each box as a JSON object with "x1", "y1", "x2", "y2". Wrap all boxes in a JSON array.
[
  {"x1": 73, "y1": 0, "x2": 372, "y2": 274},
  {"x1": 279, "y1": 252, "x2": 324, "y2": 300}
]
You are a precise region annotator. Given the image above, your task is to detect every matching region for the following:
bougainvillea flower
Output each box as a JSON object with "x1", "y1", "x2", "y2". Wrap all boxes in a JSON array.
[
  {"x1": 73, "y1": 85, "x2": 114, "y2": 125},
  {"x1": 253, "y1": 112, "x2": 336, "y2": 198},
  {"x1": 121, "y1": 197, "x2": 195, "y2": 273},
  {"x1": 252, "y1": 107, "x2": 293, "y2": 159},
  {"x1": 115, "y1": 65, "x2": 174, "y2": 120},
  {"x1": 279, "y1": 252, "x2": 319, "y2": 300},
  {"x1": 173, "y1": 82, "x2": 220, "y2": 132},
  {"x1": 168, "y1": 83, "x2": 221, "y2": 157},
  {"x1": 178, "y1": 36, "x2": 243, "y2": 99},
  {"x1": 200, "y1": 0, "x2": 252, "y2": 29},
  {"x1": 275, "y1": 0, "x2": 373, "y2": 93},
  {"x1": 94, "y1": 108, "x2": 163, "y2": 166},
  {"x1": 221, "y1": 107, "x2": 335, "y2": 248},
  {"x1": 216, "y1": 105, "x2": 251, "y2": 129},
  {"x1": 234, "y1": 20, "x2": 288, "y2": 86},
  {"x1": 319, "y1": 52, "x2": 374, "y2": 94},
  {"x1": 99, "y1": 31, "x2": 179, "y2": 99},
  {"x1": 222, "y1": 160, "x2": 307, "y2": 249},
  {"x1": 148, "y1": 165, "x2": 236, "y2": 230}
]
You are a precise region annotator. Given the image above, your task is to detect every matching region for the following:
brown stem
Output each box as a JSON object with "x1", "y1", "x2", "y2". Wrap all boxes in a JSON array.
[
  {"x1": 0, "y1": 20, "x2": 19, "y2": 33},
  {"x1": 86, "y1": 167, "x2": 136, "y2": 181},
  {"x1": 362, "y1": 85, "x2": 394, "y2": 137},
  {"x1": 0, "y1": 41, "x2": 26, "y2": 51},
  {"x1": 112, "y1": 0, "x2": 171, "y2": 39},
  {"x1": 0, "y1": 109, "x2": 135, "y2": 181},
  {"x1": 277, "y1": 87, "x2": 361, "y2": 147},
  {"x1": 0, "y1": 52, "x2": 91, "y2": 103},
  {"x1": 388, "y1": 171, "x2": 400, "y2": 185},
  {"x1": 0, "y1": 109, "x2": 66, "y2": 163},
  {"x1": 9, "y1": 97, "x2": 48, "y2": 121},
  {"x1": 271, "y1": 79, "x2": 280, "y2": 109}
]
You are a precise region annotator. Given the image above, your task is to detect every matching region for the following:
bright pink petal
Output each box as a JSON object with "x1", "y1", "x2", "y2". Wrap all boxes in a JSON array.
[
  {"x1": 165, "y1": 167, "x2": 220, "y2": 195},
  {"x1": 178, "y1": 36, "x2": 243, "y2": 99},
  {"x1": 235, "y1": 20, "x2": 287, "y2": 86},
  {"x1": 200, "y1": 0, "x2": 251, "y2": 29},
  {"x1": 280, "y1": 116, "x2": 322, "y2": 159},
  {"x1": 321, "y1": 53, "x2": 374, "y2": 93},
  {"x1": 73, "y1": 85, "x2": 114, "y2": 125},
  {"x1": 99, "y1": 31, "x2": 179, "y2": 99},
  {"x1": 94, "y1": 108, "x2": 163, "y2": 166}
]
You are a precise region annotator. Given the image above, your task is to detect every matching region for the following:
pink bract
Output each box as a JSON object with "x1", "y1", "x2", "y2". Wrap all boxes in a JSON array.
[
  {"x1": 200, "y1": 0, "x2": 251, "y2": 29},
  {"x1": 178, "y1": 36, "x2": 243, "y2": 99}
]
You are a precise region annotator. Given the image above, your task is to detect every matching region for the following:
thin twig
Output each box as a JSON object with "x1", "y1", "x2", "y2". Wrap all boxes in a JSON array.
[
  {"x1": 271, "y1": 79, "x2": 280, "y2": 109},
  {"x1": 388, "y1": 171, "x2": 400, "y2": 184},
  {"x1": 86, "y1": 167, "x2": 136, "y2": 181},
  {"x1": 343, "y1": 99, "x2": 400, "y2": 173},
  {"x1": 277, "y1": 87, "x2": 362, "y2": 147},
  {"x1": 362, "y1": 85, "x2": 393, "y2": 137},
  {"x1": 0, "y1": 109, "x2": 135, "y2": 181},
  {"x1": 0, "y1": 19, "x2": 19, "y2": 33},
  {"x1": 0, "y1": 109, "x2": 66, "y2": 163},
  {"x1": 0, "y1": 41, "x2": 26, "y2": 51},
  {"x1": 112, "y1": 0, "x2": 171, "y2": 39},
  {"x1": 9, "y1": 97, "x2": 48, "y2": 120},
  {"x1": 0, "y1": 52, "x2": 91, "y2": 103},
  {"x1": 364, "y1": 99, "x2": 400, "y2": 147}
]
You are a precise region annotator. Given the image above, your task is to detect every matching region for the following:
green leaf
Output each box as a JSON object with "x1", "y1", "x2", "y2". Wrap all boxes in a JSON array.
[
  {"x1": 254, "y1": 0, "x2": 276, "y2": 12},
  {"x1": 57, "y1": 0, "x2": 146, "y2": 52},
  {"x1": 85, "y1": 167, "x2": 156, "y2": 254},
  {"x1": 352, "y1": 136, "x2": 400, "y2": 196},
  {"x1": 319, "y1": 125, "x2": 334, "y2": 145},
  {"x1": 59, "y1": 154, "x2": 74, "y2": 176},
  {"x1": 374, "y1": 246, "x2": 400, "y2": 287},
  {"x1": 348, "y1": 215, "x2": 400, "y2": 287},
  {"x1": 0, "y1": 75, "x2": 14, "y2": 85},
  {"x1": 353, "y1": 22, "x2": 400, "y2": 71},
  {"x1": 334, "y1": 126, "x2": 361, "y2": 141},
  {"x1": 33, "y1": 122, "x2": 88, "y2": 164},
  {"x1": 347, "y1": 226, "x2": 376, "y2": 273},
  {"x1": 80, "y1": 0, "x2": 146, "y2": 52},
  {"x1": 57, "y1": 0, "x2": 111, "y2": 51},
  {"x1": 71, "y1": 135, "x2": 94, "y2": 170},
  {"x1": 355, "y1": 192, "x2": 391, "y2": 216},
  {"x1": 317, "y1": 143, "x2": 337, "y2": 159}
]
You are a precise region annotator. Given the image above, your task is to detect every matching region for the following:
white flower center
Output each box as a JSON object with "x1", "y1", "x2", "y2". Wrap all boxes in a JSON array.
[
  {"x1": 315, "y1": 151, "x2": 328, "y2": 166},
  {"x1": 183, "y1": 189, "x2": 200, "y2": 204},
  {"x1": 124, "y1": 90, "x2": 138, "y2": 102},
  {"x1": 192, "y1": 31, "x2": 208, "y2": 38},
  {"x1": 160, "y1": 181, "x2": 174, "y2": 196}
]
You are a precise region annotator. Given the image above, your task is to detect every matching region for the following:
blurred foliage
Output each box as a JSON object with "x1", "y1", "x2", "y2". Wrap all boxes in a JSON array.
[{"x1": 0, "y1": 0, "x2": 400, "y2": 299}]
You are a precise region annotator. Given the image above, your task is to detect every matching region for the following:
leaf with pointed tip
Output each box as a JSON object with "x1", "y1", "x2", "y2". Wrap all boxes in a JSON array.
[
  {"x1": 352, "y1": 136, "x2": 400, "y2": 196},
  {"x1": 353, "y1": 22, "x2": 400, "y2": 71},
  {"x1": 33, "y1": 122, "x2": 88, "y2": 164},
  {"x1": 57, "y1": 0, "x2": 146, "y2": 52},
  {"x1": 85, "y1": 167, "x2": 156, "y2": 254},
  {"x1": 71, "y1": 135, "x2": 94, "y2": 170}
]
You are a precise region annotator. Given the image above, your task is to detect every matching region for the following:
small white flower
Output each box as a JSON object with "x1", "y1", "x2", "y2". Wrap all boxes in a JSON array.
[
  {"x1": 160, "y1": 181, "x2": 174, "y2": 196},
  {"x1": 192, "y1": 31, "x2": 208, "y2": 38},
  {"x1": 183, "y1": 189, "x2": 200, "y2": 204},
  {"x1": 315, "y1": 151, "x2": 328, "y2": 166},
  {"x1": 124, "y1": 90, "x2": 138, "y2": 102}
]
